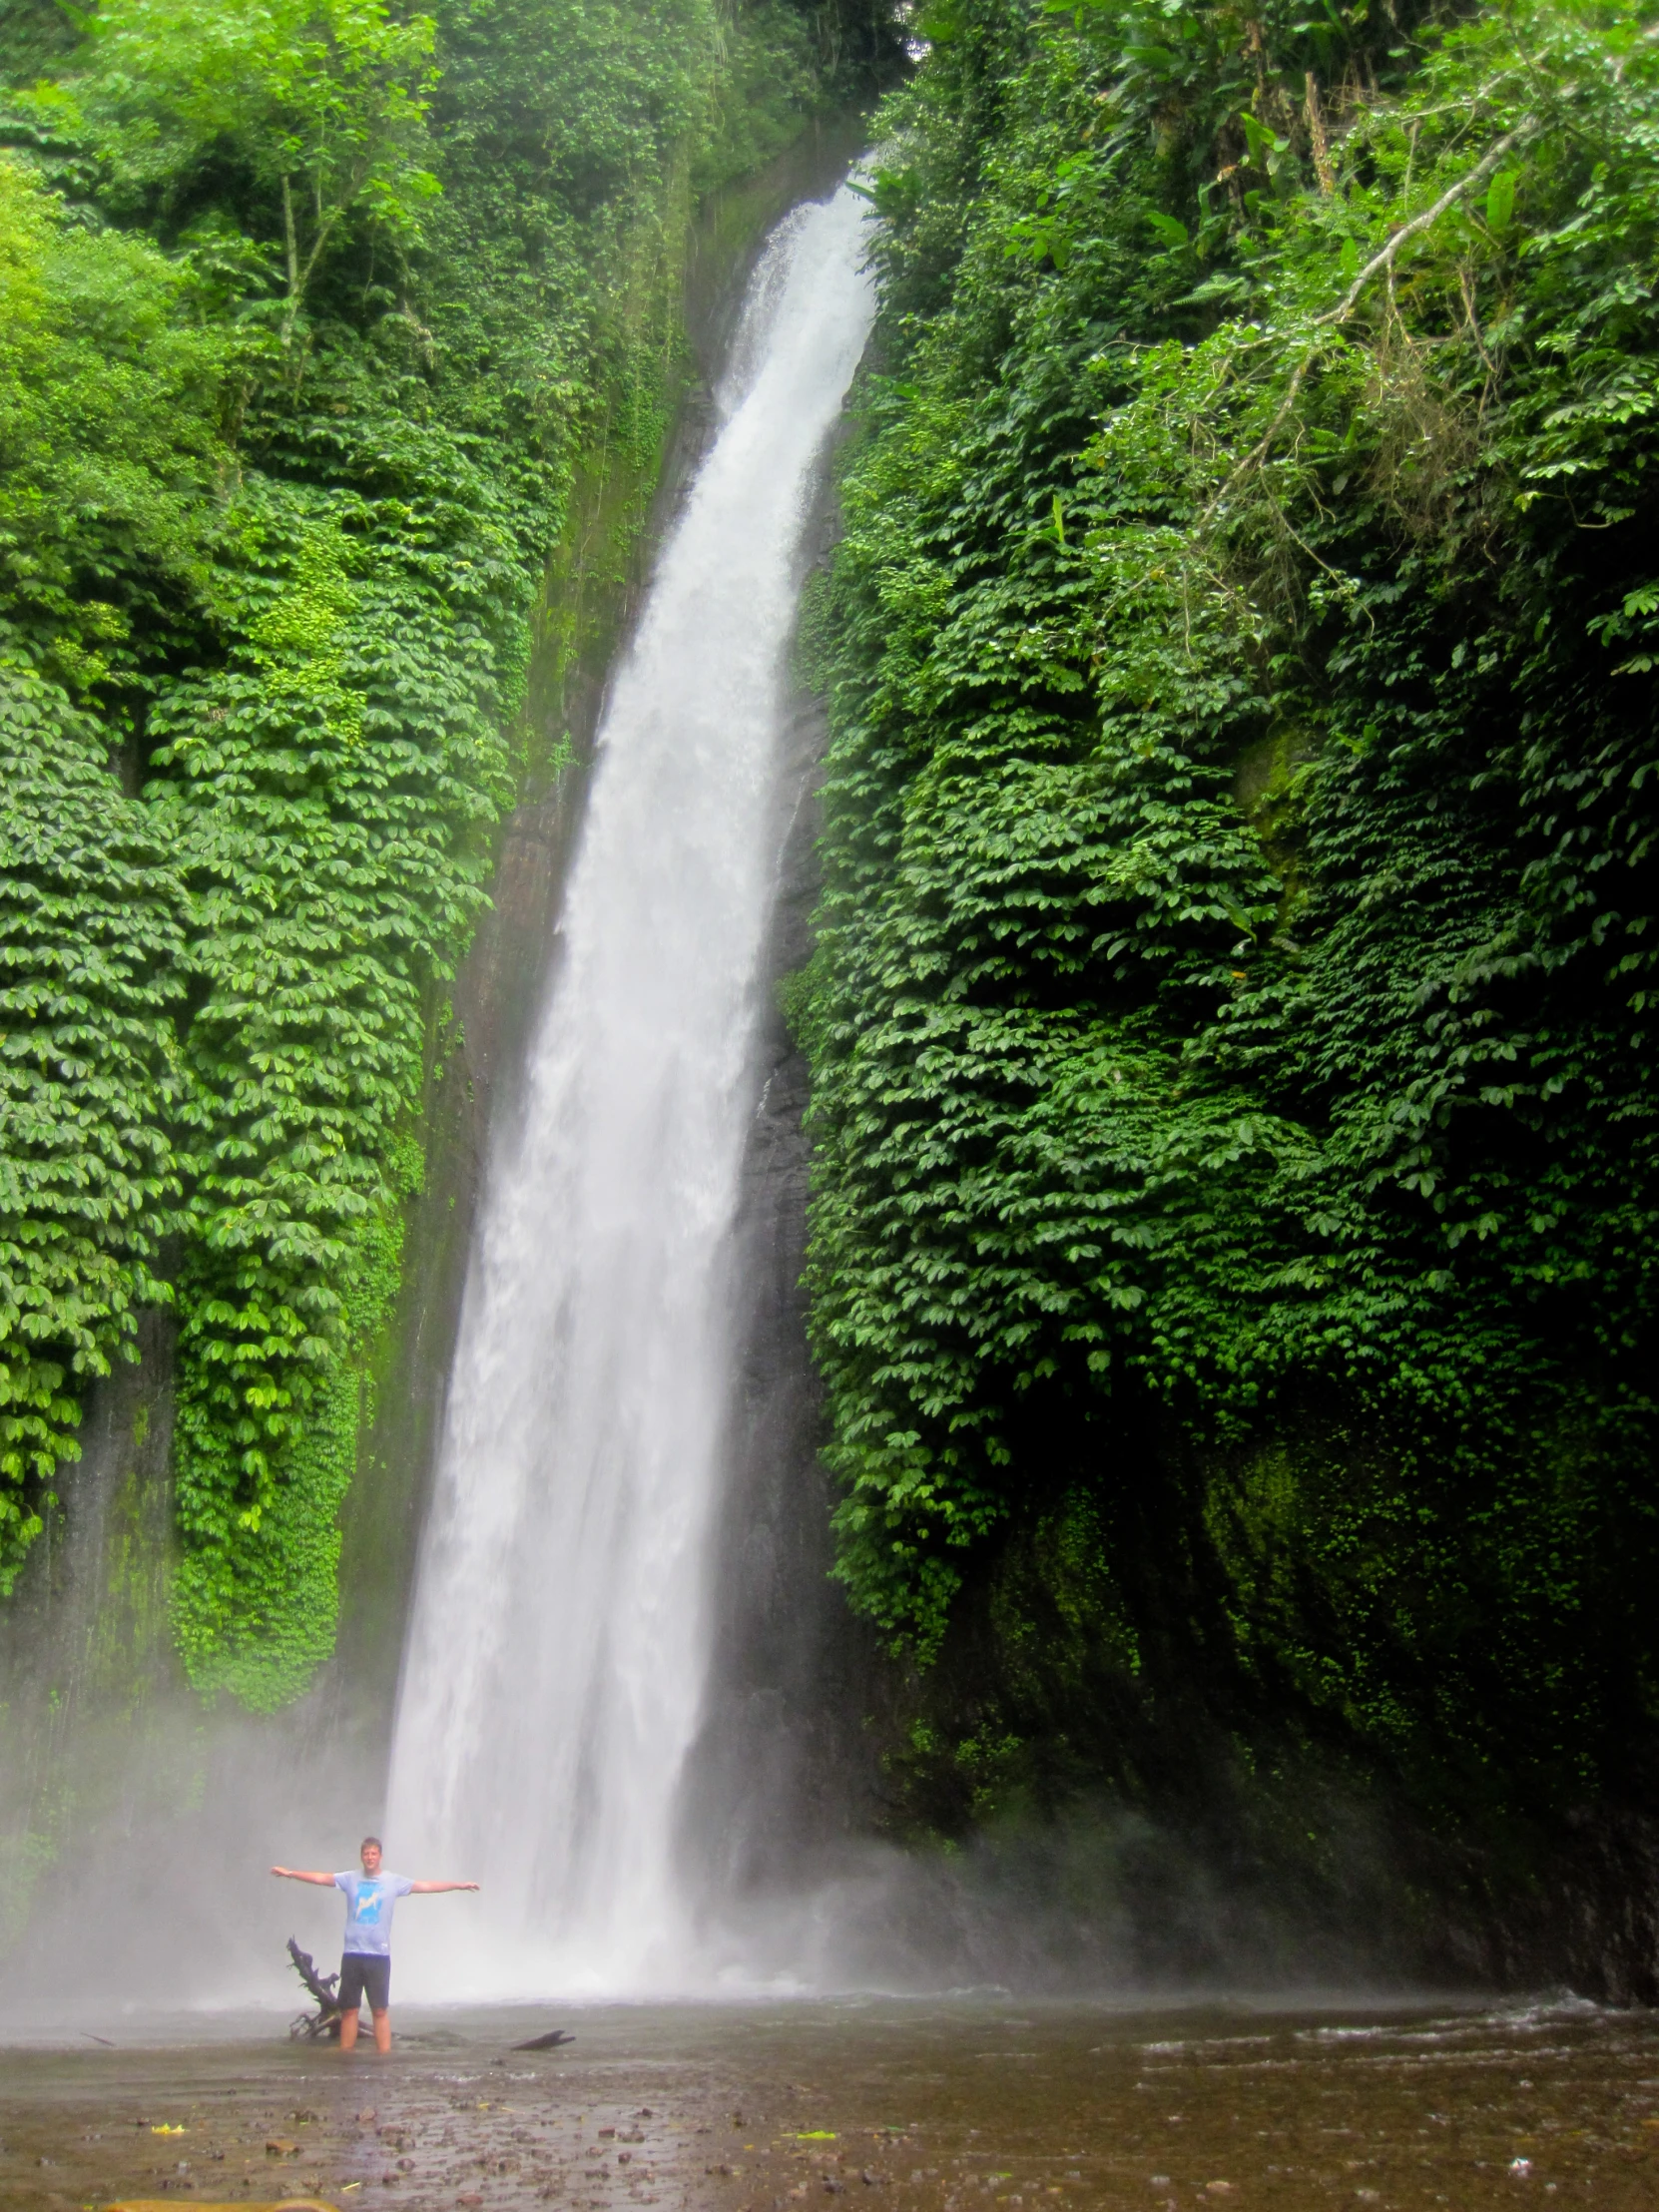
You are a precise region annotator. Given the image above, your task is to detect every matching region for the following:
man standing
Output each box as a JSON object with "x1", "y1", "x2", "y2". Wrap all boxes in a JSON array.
[{"x1": 272, "y1": 1837, "x2": 478, "y2": 2052}]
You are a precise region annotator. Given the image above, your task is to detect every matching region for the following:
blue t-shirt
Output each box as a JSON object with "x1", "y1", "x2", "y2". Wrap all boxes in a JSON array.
[{"x1": 334, "y1": 1870, "x2": 414, "y2": 1956}]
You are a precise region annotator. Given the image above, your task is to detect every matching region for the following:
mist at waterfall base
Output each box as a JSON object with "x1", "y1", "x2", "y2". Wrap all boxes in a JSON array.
[{"x1": 0, "y1": 185, "x2": 1407, "y2": 2032}]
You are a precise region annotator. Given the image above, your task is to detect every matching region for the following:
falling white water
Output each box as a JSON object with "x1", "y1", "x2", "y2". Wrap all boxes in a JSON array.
[{"x1": 383, "y1": 186, "x2": 875, "y2": 1999}]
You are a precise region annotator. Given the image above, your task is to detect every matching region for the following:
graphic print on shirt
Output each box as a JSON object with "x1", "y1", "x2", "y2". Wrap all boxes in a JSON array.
[{"x1": 335, "y1": 1870, "x2": 413, "y2": 1954}]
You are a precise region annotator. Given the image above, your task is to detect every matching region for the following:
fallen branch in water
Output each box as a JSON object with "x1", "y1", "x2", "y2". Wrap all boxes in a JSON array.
[{"x1": 285, "y1": 1936, "x2": 342, "y2": 2042}]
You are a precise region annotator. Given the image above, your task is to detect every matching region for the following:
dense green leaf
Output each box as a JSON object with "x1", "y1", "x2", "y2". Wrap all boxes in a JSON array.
[{"x1": 807, "y1": 0, "x2": 1659, "y2": 1826}]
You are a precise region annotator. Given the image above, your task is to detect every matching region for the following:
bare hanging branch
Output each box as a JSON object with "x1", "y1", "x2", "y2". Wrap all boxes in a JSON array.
[
  {"x1": 1200, "y1": 121, "x2": 1539, "y2": 528},
  {"x1": 1315, "y1": 121, "x2": 1535, "y2": 325}
]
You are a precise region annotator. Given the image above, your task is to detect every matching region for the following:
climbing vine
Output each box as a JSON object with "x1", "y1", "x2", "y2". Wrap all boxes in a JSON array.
[{"x1": 807, "y1": 0, "x2": 1659, "y2": 1826}]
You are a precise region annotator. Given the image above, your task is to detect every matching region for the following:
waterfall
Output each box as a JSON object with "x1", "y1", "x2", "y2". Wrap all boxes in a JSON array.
[{"x1": 383, "y1": 184, "x2": 875, "y2": 1999}]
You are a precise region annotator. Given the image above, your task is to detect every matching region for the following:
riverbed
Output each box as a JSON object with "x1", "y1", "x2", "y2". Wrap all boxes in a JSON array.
[{"x1": 2, "y1": 1995, "x2": 1656, "y2": 2212}]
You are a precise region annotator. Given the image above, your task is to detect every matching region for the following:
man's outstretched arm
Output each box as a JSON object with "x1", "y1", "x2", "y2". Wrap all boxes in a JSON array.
[
  {"x1": 408, "y1": 1880, "x2": 480, "y2": 1894},
  {"x1": 271, "y1": 1867, "x2": 338, "y2": 1885}
]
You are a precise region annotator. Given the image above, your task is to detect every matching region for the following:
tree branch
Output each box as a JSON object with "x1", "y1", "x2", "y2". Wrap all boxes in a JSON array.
[
  {"x1": 1199, "y1": 121, "x2": 1539, "y2": 528},
  {"x1": 1315, "y1": 121, "x2": 1535, "y2": 326},
  {"x1": 280, "y1": 174, "x2": 299, "y2": 306}
]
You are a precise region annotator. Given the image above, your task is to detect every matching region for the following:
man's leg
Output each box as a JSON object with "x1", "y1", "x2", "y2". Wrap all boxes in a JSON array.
[
  {"x1": 365, "y1": 1957, "x2": 392, "y2": 2053},
  {"x1": 337, "y1": 1956, "x2": 367, "y2": 2052}
]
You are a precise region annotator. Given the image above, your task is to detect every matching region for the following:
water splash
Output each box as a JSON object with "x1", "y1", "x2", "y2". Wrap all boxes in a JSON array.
[{"x1": 383, "y1": 186, "x2": 875, "y2": 2000}]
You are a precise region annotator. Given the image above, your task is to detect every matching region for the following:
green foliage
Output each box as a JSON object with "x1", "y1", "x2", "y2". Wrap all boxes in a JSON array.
[
  {"x1": 0, "y1": 0, "x2": 890, "y2": 1697},
  {"x1": 152, "y1": 462, "x2": 518, "y2": 1690},
  {"x1": 0, "y1": 1, "x2": 76, "y2": 90},
  {"x1": 0, "y1": 154, "x2": 206, "y2": 1591},
  {"x1": 808, "y1": 0, "x2": 1659, "y2": 1826},
  {"x1": 83, "y1": 0, "x2": 442, "y2": 356},
  {"x1": 0, "y1": 151, "x2": 226, "y2": 693},
  {"x1": 0, "y1": 651, "x2": 186, "y2": 1593}
]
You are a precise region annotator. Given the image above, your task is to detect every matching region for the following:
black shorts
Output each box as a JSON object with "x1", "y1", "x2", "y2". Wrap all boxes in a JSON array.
[{"x1": 338, "y1": 1953, "x2": 391, "y2": 2012}]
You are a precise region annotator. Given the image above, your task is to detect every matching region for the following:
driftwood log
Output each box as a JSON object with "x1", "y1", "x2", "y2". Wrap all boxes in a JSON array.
[
  {"x1": 286, "y1": 1936, "x2": 343, "y2": 2040},
  {"x1": 284, "y1": 1935, "x2": 576, "y2": 2050}
]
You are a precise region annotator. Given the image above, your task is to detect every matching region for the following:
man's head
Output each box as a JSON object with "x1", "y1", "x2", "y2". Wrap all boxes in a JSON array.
[{"x1": 360, "y1": 1836, "x2": 383, "y2": 1874}]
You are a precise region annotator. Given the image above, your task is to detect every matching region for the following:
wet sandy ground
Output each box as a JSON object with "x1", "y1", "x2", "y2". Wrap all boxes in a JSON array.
[{"x1": 2, "y1": 1995, "x2": 1657, "y2": 2212}]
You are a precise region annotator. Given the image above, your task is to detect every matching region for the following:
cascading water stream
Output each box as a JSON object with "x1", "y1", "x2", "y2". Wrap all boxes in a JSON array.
[{"x1": 383, "y1": 185, "x2": 875, "y2": 1999}]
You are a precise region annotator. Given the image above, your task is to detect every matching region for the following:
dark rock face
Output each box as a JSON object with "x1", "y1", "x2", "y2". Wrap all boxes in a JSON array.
[
  {"x1": 675, "y1": 671, "x2": 881, "y2": 1911},
  {"x1": 0, "y1": 1311, "x2": 179, "y2": 1972},
  {"x1": 1434, "y1": 1805, "x2": 1659, "y2": 2004}
]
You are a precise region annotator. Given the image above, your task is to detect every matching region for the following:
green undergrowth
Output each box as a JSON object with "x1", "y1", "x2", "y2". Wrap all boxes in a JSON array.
[
  {"x1": 0, "y1": 0, "x2": 896, "y2": 1706},
  {"x1": 805, "y1": 0, "x2": 1659, "y2": 1843}
]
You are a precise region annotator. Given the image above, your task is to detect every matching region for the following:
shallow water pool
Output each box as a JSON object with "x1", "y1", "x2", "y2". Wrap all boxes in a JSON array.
[{"x1": 2, "y1": 1993, "x2": 1656, "y2": 2211}]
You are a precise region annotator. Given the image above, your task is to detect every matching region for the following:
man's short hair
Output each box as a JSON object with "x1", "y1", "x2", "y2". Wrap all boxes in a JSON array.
[{"x1": 360, "y1": 1835, "x2": 383, "y2": 1854}]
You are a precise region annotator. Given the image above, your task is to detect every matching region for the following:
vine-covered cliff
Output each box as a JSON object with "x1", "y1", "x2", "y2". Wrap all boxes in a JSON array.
[
  {"x1": 0, "y1": 0, "x2": 890, "y2": 1710},
  {"x1": 803, "y1": 0, "x2": 1659, "y2": 1964}
]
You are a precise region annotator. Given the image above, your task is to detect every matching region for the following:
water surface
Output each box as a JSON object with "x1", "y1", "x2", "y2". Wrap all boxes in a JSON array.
[{"x1": 4, "y1": 1994, "x2": 1656, "y2": 2209}]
